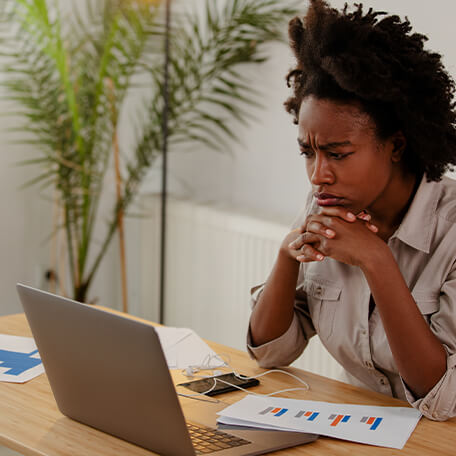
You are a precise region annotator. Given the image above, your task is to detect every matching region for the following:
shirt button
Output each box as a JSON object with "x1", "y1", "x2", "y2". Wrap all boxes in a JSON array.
[
  {"x1": 315, "y1": 286, "x2": 322, "y2": 297},
  {"x1": 365, "y1": 361, "x2": 374, "y2": 369},
  {"x1": 432, "y1": 412, "x2": 439, "y2": 419},
  {"x1": 422, "y1": 404, "x2": 429, "y2": 411},
  {"x1": 379, "y1": 378, "x2": 387, "y2": 386},
  {"x1": 361, "y1": 330, "x2": 367, "y2": 336}
]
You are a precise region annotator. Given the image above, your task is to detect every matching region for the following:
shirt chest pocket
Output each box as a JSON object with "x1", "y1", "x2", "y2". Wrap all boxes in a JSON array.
[{"x1": 303, "y1": 280, "x2": 342, "y2": 341}]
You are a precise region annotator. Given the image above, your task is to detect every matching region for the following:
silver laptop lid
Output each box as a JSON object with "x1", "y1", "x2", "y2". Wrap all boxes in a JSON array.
[{"x1": 17, "y1": 283, "x2": 195, "y2": 456}]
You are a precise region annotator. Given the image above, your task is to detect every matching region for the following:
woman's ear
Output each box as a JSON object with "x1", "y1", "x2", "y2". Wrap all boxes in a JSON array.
[{"x1": 390, "y1": 131, "x2": 406, "y2": 163}]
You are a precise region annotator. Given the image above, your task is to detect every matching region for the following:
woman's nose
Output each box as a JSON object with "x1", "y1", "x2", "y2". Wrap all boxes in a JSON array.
[{"x1": 309, "y1": 154, "x2": 335, "y2": 186}]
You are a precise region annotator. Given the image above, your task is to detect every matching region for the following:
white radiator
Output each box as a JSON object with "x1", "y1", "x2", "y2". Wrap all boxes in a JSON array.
[{"x1": 131, "y1": 195, "x2": 344, "y2": 382}]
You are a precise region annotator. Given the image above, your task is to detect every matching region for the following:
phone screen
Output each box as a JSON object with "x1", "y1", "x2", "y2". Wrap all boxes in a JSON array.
[{"x1": 177, "y1": 373, "x2": 260, "y2": 396}]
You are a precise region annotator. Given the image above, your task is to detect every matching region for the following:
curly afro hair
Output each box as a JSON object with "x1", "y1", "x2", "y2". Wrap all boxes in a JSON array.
[{"x1": 285, "y1": 0, "x2": 456, "y2": 181}]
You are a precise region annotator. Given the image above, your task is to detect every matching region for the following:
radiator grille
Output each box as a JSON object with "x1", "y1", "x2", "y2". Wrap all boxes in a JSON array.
[{"x1": 131, "y1": 196, "x2": 344, "y2": 381}]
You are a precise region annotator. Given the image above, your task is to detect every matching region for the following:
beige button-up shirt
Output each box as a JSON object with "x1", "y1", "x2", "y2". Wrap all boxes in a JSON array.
[{"x1": 247, "y1": 175, "x2": 456, "y2": 421}]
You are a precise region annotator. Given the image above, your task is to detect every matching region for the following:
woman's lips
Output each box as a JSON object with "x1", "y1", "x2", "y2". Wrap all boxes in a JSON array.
[{"x1": 314, "y1": 193, "x2": 346, "y2": 206}]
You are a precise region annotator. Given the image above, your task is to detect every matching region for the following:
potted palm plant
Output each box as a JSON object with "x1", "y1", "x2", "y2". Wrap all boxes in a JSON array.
[{"x1": 0, "y1": 0, "x2": 297, "y2": 304}]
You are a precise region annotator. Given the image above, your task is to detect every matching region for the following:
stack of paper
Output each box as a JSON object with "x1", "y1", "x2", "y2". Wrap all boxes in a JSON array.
[
  {"x1": 217, "y1": 395, "x2": 422, "y2": 449},
  {"x1": 0, "y1": 327, "x2": 217, "y2": 382},
  {"x1": 154, "y1": 326, "x2": 219, "y2": 369}
]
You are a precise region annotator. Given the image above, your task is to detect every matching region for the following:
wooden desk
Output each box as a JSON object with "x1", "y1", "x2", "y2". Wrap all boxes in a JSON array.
[{"x1": 0, "y1": 312, "x2": 455, "y2": 455}]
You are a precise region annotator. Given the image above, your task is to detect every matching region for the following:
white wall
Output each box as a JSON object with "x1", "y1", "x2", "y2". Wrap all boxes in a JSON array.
[
  {"x1": 1, "y1": 0, "x2": 456, "y2": 316},
  {"x1": 0, "y1": 0, "x2": 122, "y2": 314},
  {"x1": 0, "y1": 92, "x2": 52, "y2": 315},
  {"x1": 146, "y1": 0, "x2": 456, "y2": 222}
]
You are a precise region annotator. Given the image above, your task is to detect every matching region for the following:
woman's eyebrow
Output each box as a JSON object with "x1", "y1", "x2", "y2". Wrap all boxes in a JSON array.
[{"x1": 297, "y1": 138, "x2": 352, "y2": 150}]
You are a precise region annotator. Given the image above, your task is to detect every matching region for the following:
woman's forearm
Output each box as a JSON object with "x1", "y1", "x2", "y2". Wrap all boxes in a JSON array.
[
  {"x1": 361, "y1": 245, "x2": 447, "y2": 398},
  {"x1": 249, "y1": 249, "x2": 301, "y2": 346}
]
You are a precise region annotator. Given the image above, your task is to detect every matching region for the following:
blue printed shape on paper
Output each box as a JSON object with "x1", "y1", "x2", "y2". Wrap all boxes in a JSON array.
[{"x1": 0, "y1": 349, "x2": 41, "y2": 376}]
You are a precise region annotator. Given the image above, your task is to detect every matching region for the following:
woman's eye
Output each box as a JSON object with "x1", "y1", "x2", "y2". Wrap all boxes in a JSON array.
[
  {"x1": 329, "y1": 152, "x2": 352, "y2": 160},
  {"x1": 299, "y1": 149, "x2": 353, "y2": 160},
  {"x1": 299, "y1": 149, "x2": 314, "y2": 158}
]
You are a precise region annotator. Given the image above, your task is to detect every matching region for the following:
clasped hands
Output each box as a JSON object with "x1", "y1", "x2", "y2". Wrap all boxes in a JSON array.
[{"x1": 283, "y1": 207, "x2": 382, "y2": 268}]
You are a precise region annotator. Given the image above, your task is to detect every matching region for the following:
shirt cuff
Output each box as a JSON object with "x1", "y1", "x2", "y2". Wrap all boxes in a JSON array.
[
  {"x1": 250, "y1": 284, "x2": 265, "y2": 309},
  {"x1": 246, "y1": 314, "x2": 305, "y2": 368},
  {"x1": 401, "y1": 346, "x2": 456, "y2": 421}
]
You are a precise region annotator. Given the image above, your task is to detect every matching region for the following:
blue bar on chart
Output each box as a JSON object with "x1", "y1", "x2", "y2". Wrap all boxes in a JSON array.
[
  {"x1": 328, "y1": 414, "x2": 351, "y2": 426},
  {"x1": 295, "y1": 410, "x2": 319, "y2": 421},
  {"x1": 361, "y1": 416, "x2": 383, "y2": 430}
]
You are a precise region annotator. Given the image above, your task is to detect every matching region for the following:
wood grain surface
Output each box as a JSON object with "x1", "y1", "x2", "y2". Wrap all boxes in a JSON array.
[{"x1": 0, "y1": 312, "x2": 455, "y2": 455}]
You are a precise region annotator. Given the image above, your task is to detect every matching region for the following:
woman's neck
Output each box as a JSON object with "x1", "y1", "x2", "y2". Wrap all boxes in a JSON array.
[{"x1": 368, "y1": 172, "x2": 420, "y2": 241}]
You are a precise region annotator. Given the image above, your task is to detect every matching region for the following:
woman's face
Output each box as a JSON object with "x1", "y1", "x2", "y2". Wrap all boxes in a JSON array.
[{"x1": 298, "y1": 96, "x2": 402, "y2": 215}]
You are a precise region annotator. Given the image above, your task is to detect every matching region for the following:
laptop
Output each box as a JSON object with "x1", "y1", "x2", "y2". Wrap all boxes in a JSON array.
[{"x1": 17, "y1": 284, "x2": 318, "y2": 455}]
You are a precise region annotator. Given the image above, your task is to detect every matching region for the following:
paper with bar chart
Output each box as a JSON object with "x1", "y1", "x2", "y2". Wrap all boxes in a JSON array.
[
  {"x1": 0, "y1": 334, "x2": 44, "y2": 383},
  {"x1": 217, "y1": 395, "x2": 421, "y2": 449}
]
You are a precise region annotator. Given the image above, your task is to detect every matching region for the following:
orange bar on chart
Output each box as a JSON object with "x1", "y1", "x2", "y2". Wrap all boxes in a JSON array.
[
  {"x1": 367, "y1": 417, "x2": 375, "y2": 425},
  {"x1": 271, "y1": 408, "x2": 281, "y2": 414},
  {"x1": 331, "y1": 415, "x2": 343, "y2": 426}
]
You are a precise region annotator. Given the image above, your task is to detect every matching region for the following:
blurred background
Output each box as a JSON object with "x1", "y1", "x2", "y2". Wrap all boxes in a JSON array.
[{"x1": 1, "y1": 0, "x2": 456, "y2": 389}]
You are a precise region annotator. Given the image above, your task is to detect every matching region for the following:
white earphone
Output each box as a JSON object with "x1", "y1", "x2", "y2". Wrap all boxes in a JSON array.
[
  {"x1": 184, "y1": 365, "x2": 223, "y2": 378},
  {"x1": 184, "y1": 366, "x2": 198, "y2": 377},
  {"x1": 182, "y1": 354, "x2": 228, "y2": 378},
  {"x1": 177, "y1": 353, "x2": 311, "y2": 402}
]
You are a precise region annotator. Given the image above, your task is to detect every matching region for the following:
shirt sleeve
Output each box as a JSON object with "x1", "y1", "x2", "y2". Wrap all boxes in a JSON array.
[
  {"x1": 400, "y1": 267, "x2": 456, "y2": 421},
  {"x1": 245, "y1": 193, "x2": 317, "y2": 368},
  {"x1": 246, "y1": 283, "x2": 316, "y2": 368}
]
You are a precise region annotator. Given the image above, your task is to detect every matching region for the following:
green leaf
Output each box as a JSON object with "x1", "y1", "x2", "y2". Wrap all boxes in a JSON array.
[{"x1": 0, "y1": 0, "x2": 298, "y2": 301}]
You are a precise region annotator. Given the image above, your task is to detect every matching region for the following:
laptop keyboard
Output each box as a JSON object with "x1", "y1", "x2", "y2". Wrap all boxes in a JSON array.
[{"x1": 187, "y1": 423, "x2": 251, "y2": 454}]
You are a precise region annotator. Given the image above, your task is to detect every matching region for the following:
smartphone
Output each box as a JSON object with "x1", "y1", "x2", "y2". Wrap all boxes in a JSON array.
[{"x1": 177, "y1": 372, "x2": 260, "y2": 396}]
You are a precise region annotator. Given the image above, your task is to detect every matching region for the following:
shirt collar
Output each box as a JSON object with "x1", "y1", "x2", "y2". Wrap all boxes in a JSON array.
[{"x1": 392, "y1": 174, "x2": 441, "y2": 253}]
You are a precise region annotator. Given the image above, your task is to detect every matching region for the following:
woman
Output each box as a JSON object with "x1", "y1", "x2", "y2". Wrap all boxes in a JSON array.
[{"x1": 248, "y1": 0, "x2": 456, "y2": 421}]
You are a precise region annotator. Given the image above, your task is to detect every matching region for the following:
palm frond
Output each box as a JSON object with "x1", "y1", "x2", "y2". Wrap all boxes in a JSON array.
[
  {"x1": 1, "y1": 0, "x2": 299, "y2": 301},
  {"x1": 127, "y1": 0, "x2": 299, "y2": 189}
]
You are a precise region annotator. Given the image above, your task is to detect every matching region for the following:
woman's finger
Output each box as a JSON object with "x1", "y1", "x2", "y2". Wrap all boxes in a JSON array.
[
  {"x1": 366, "y1": 223, "x2": 379, "y2": 233},
  {"x1": 288, "y1": 231, "x2": 324, "y2": 249},
  {"x1": 306, "y1": 220, "x2": 336, "y2": 238},
  {"x1": 356, "y1": 211, "x2": 371, "y2": 221},
  {"x1": 355, "y1": 211, "x2": 379, "y2": 233},
  {"x1": 317, "y1": 206, "x2": 356, "y2": 222},
  {"x1": 296, "y1": 244, "x2": 325, "y2": 262}
]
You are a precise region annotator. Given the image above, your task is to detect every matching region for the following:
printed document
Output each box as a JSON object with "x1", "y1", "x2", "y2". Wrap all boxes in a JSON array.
[
  {"x1": 218, "y1": 395, "x2": 421, "y2": 449},
  {"x1": 0, "y1": 334, "x2": 44, "y2": 383},
  {"x1": 154, "y1": 326, "x2": 217, "y2": 369}
]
